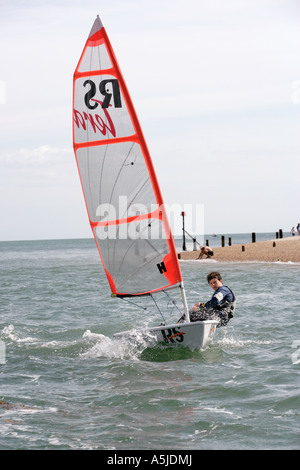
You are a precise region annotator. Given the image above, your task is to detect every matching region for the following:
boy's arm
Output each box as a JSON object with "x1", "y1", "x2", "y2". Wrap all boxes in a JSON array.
[{"x1": 205, "y1": 287, "x2": 227, "y2": 308}]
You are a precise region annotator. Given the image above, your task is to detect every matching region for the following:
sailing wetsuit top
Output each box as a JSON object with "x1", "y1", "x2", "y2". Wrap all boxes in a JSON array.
[
  {"x1": 203, "y1": 285, "x2": 236, "y2": 325},
  {"x1": 205, "y1": 286, "x2": 234, "y2": 310},
  {"x1": 189, "y1": 285, "x2": 236, "y2": 326}
]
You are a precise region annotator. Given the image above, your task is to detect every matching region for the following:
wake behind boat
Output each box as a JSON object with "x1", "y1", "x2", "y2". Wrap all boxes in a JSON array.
[{"x1": 72, "y1": 15, "x2": 218, "y2": 350}]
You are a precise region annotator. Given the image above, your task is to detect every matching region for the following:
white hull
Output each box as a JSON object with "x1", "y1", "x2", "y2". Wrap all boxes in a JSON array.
[
  {"x1": 114, "y1": 320, "x2": 219, "y2": 350},
  {"x1": 148, "y1": 320, "x2": 219, "y2": 350}
]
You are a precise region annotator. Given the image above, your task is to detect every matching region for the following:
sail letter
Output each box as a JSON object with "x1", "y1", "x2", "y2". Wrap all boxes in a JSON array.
[
  {"x1": 100, "y1": 79, "x2": 122, "y2": 108},
  {"x1": 83, "y1": 80, "x2": 98, "y2": 109},
  {"x1": 157, "y1": 262, "x2": 167, "y2": 274}
]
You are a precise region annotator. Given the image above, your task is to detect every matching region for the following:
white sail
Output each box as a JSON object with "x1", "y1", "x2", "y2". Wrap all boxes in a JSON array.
[{"x1": 73, "y1": 16, "x2": 186, "y2": 304}]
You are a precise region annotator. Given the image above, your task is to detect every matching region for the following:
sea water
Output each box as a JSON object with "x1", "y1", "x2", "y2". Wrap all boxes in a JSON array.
[{"x1": 0, "y1": 236, "x2": 299, "y2": 450}]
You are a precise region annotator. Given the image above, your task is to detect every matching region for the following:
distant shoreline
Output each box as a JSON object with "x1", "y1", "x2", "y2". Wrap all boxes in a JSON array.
[{"x1": 179, "y1": 236, "x2": 300, "y2": 263}]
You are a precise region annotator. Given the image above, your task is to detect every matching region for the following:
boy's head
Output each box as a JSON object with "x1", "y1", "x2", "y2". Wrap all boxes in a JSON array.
[{"x1": 207, "y1": 272, "x2": 223, "y2": 291}]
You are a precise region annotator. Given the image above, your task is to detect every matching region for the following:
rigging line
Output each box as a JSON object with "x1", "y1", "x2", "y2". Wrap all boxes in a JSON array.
[
  {"x1": 109, "y1": 141, "x2": 136, "y2": 207},
  {"x1": 114, "y1": 246, "x2": 167, "y2": 294},
  {"x1": 113, "y1": 228, "x2": 169, "y2": 288},
  {"x1": 125, "y1": 176, "x2": 150, "y2": 212},
  {"x1": 150, "y1": 294, "x2": 166, "y2": 324},
  {"x1": 85, "y1": 45, "x2": 96, "y2": 215},
  {"x1": 98, "y1": 90, "x2": 108, "y2": 209},
  {"x1": 120, "y1": 296, "x2": 149, "y2": 312},
  {"x1": 99, "y1": 142, "x2": 109, "y2": 210},
  {"x1": 109, "y1": 142, "x2": 136, "y2": 270},
  {"x1": 97, "y1": 34, "x2": 102, "y2": 72},
  {"x1": 162, "y1": 289, "x2": 183, "y2": 315},
  {"x1": 140, "y1": 226, "x2": 166, "y2": 257},
  {"x1": 99, "y1": 141, "x2": 153, "y2": 280},
  {"x1": 109, "y1": 144, "x2": 151, "y2": 231},
  {"x1": 113, "y1": 181, "x2": 151, "y2": 234},
  {"x1": 96, "y1": 45, "x2": 111, "y2": 214},
  {"x1": 112, "y1": 175, "x2": 153, "y2": 271},
  {"x1": 116, "y1": 224, "x2": 163, "y2": 280},
  {"x1": 112, "y1": 218, "x2": 169, "y2": 290},
  {"x1": 113, "y1": 214, "x2": 166, "y2": 284}
]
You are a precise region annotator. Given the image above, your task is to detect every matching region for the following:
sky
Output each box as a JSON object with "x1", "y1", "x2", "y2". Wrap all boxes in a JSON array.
[{"x1": 0, "y1": 0, "x2": 300, "y2": 241}]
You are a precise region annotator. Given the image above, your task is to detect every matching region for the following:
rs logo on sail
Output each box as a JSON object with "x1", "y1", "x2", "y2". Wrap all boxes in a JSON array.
[
  {"x1": 73, "y1": 79, "x2": 122, "y2": 138},
  {"x1": 83, "y1": 79, "x2": 122, "y2": 109}
]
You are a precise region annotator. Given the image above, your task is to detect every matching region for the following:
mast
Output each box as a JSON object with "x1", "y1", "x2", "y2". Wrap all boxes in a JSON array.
[{"x1": 181, "y1": 282, "x2": 190, "y2": 322}]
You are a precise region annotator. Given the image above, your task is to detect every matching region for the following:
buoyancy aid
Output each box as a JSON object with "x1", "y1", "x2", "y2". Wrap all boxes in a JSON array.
[
  {"x1": 189, "y1": 286, "x2": 236, "y2": 326},
  {"x1": 214, "y1": 286, "x2": 236, "y2": 319}
]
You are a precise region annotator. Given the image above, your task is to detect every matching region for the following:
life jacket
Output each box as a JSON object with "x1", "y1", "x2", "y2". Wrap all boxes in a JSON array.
[
  {"x1": 180, "y1": 287, "x2": 236, "y2": 326},
  {"x1": 215, "y1": 286, "x2": 236, "y2": 319}
]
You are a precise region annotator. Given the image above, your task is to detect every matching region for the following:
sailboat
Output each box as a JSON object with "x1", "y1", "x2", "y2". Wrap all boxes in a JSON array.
[{"x1": 72, "y1": 15, "x2": 218, "y2": 350}]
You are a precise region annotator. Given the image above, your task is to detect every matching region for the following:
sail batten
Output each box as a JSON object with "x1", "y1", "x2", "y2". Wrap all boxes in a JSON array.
[{"x1": 73, "y1": 15, "x2": 183, "y2": 298}]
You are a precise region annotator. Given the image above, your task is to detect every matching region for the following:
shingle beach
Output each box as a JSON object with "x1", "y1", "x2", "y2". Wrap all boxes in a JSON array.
[{"x1": 179, "y1": 236, "x2": 300, "y2": 263}]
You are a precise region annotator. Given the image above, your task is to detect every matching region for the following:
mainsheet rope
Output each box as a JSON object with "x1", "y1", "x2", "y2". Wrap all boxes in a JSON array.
[{"x1": 120, "y1": 289, "x2": 184, "y2": 325}]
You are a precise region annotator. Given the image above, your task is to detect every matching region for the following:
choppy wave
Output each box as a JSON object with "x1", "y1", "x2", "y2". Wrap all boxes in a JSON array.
[
  {"x1": 0, "y1": 324, "x2": 160, "y2": 361},
  {"x1": 216, "y1": 333, "x2": 272, "y2": 349},
  {"x1": 80, "y1": 329, "x2": 159, "y2": 361}
]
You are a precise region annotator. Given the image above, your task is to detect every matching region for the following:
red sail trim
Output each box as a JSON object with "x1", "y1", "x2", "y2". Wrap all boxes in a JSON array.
[
  {"x1": 90, "y1": 207, "x2": 162, "y2": 228},
  {"x1": 87, "y1": 36, "x2": 105, "y2": 47},
  {"x1": 74, "y1": 68, "x2": 115, "y2": 79},
  {"x1": 73, "y1": 135, "x2": 139, "y2": 151},
  {"x1": 162, "y1": 253, "x2": 181, "y2": 286},
  {"x1": 87, "y1": 27, "x2": 106, "y2": 47},
  {"x1": 74, "y1": 26, "x2": 108, "y2": 76}
]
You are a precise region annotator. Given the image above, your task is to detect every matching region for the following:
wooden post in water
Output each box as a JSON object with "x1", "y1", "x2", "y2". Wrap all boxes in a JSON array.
[
  {"x1": 192, "y1": 237, "x2": 197, "y2": 251},
  {"x1": 206, "y1": 240, "x2": 209, "y2": 247},
  {"x1": 221, "y1": 235, "x2": 225, "y2": 247},
  {"x1": 279, "y1": 229, "x2": 283, "y2": 239},
  {"x1": 252, "y1": 232, "x2": 256, "y2": 243},
  {"x1": 228, "y1": 237, "x2": 232, "y2": 246},
  {"x1": 181, "y1": 211, "x2": 186, "y2": 251}
]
